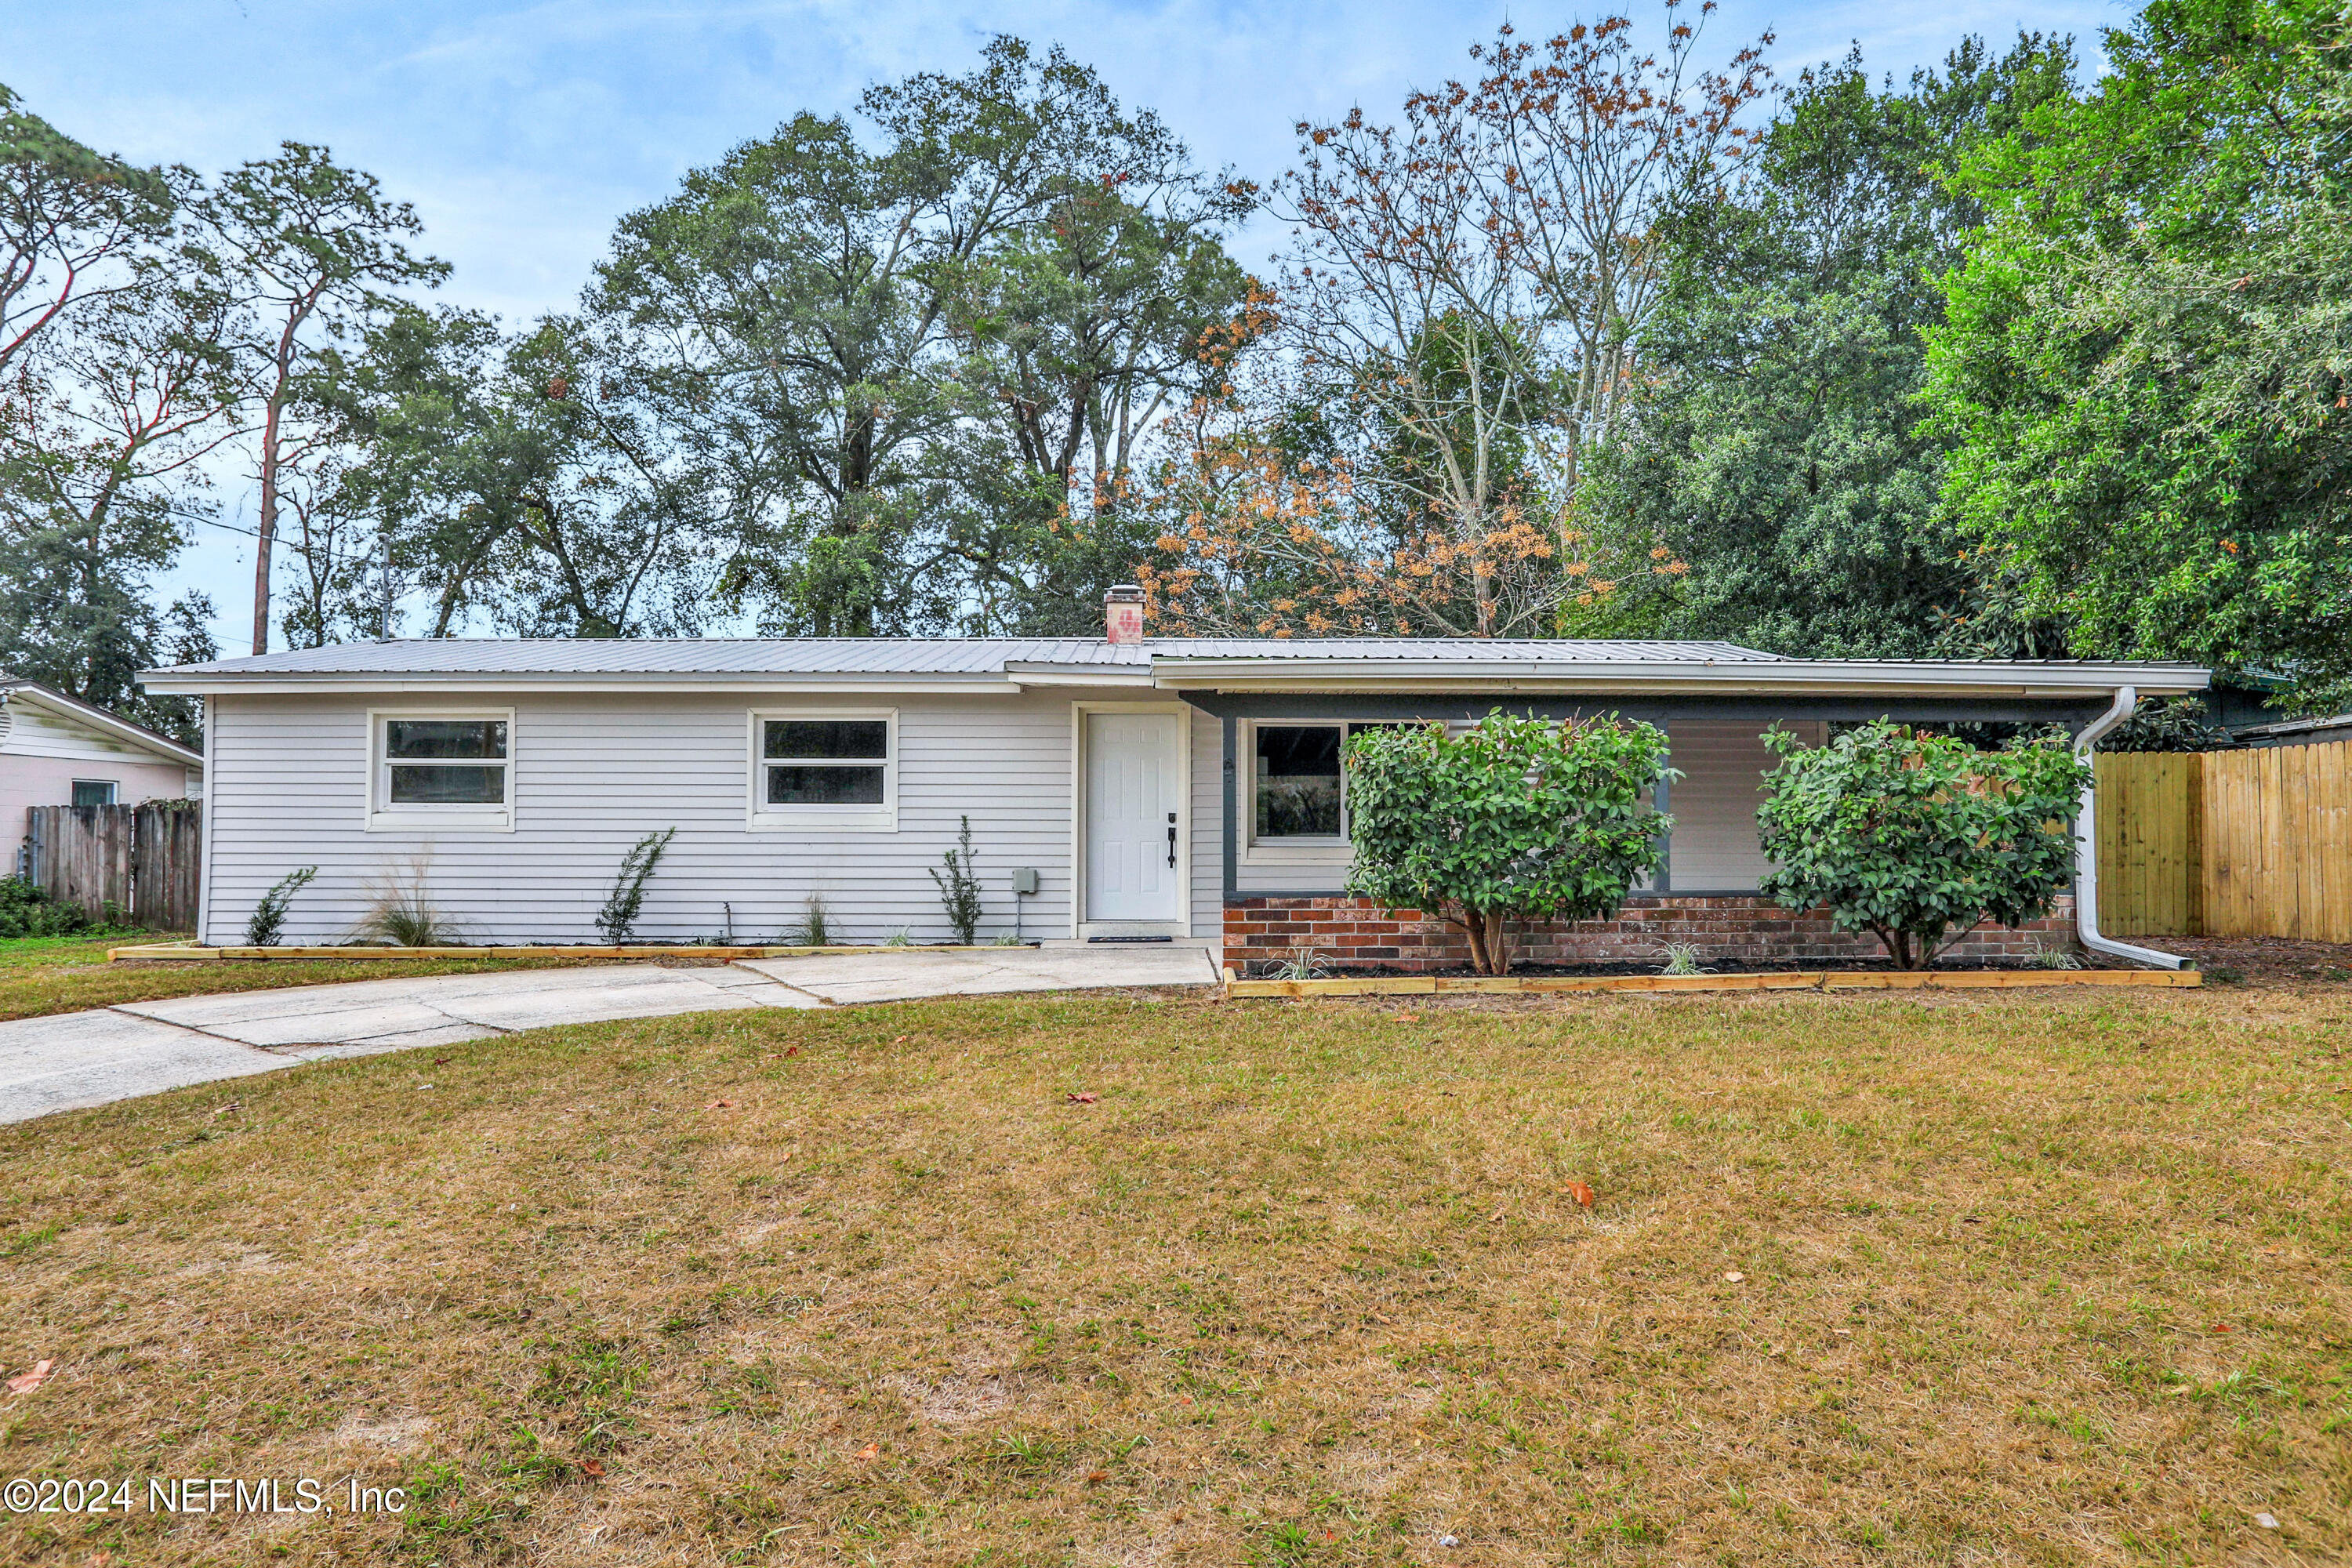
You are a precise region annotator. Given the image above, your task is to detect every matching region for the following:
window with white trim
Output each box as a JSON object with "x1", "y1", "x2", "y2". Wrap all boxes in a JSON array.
[
  {"x1": 369, "y1": 711, "x2": 513, "y2": 829},
  {"x1": 750, "y1": 710, "x2": 896, "y2": 830}
]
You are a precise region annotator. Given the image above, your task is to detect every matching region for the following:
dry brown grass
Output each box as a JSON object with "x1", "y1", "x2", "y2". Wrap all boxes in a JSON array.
[
  {"x1": 1, "y1": 984, "x2": 2347, "y2": 1566},
  {"x1": 0, "y1": 936, "x2": 604, "y2": 1021}
]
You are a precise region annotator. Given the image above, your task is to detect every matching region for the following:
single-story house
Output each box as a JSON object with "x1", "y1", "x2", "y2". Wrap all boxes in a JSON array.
[
  {"x1": 140, "y1": 593, "x2": 2209, "y2": 967},
  {"x1": 4, "y1": 677, "x2": 205, "y2": 876}
]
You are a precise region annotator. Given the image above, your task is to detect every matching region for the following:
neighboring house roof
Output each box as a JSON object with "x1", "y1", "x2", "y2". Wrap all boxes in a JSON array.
[
  {"x1": 2231, "y1": 713, "x2": 2352, "y2": 747},
  {"x1": 138, "y1": 637, "x2": 2210, "y2": 701},
  {"x1": 0, "y1": 677, "x2": 204, "y2": 768}
]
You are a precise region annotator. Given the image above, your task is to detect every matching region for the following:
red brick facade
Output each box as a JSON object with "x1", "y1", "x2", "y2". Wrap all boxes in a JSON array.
[{"x1": 1223, "y1": 893, "x2": 2079, "y2": 973}]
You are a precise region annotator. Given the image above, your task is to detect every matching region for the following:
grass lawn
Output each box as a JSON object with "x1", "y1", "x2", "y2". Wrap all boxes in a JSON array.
[
  {"x1": 1, "y1": 985, "x2": 2345, "y2": 1565},
  {"x1": 0, "y1": 935, "x2": 601, "y2": 1022}
]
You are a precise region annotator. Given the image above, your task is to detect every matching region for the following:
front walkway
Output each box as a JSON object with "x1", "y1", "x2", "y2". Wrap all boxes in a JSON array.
[{"x1": 0, "y1": 946, "x2": 1220, "y2": 1125}]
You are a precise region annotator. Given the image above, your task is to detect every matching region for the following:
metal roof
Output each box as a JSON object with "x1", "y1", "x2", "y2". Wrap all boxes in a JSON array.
[
  {"x1": 140, "y1": 636, "x2": 2209, "y2": 699},
  {"x1": 151, "y1": 636, "x2": 1787, "y2": 677}
]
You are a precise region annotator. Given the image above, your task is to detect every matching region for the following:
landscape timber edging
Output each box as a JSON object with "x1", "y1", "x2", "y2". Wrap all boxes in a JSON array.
[
  {"x1": 106, "y1": 942, "x2": 1037, "y2": 964},
  {"x1": 1218, "y1": 967, "x2": 2204, "y2": 998}
]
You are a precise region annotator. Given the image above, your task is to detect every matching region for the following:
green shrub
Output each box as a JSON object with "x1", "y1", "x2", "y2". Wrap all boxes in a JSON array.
[
  {"x1": 243, "y1": 866, "x2": 317, "y2": 946},
  {"x1": 1345, "y1": 713, "x2": 1675, "y2": 975},
  {"x1": 595, "y1": 828, "x2": 677, "y2": 944},
  {"x1": 0, "y1": 876, "x2": 90, "y2": 938},
  {"x1": 1756, "y1": 720, "x2": 2088, "y2": 969},
  {"x1": 929, "y1": 815, "x2": 984, "y2": 945}
]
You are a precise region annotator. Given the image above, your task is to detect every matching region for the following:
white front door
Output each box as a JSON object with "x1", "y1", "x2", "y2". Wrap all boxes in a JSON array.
[{"x1": 1083, "y1": 711, "x2": 1182, "y2": 925}]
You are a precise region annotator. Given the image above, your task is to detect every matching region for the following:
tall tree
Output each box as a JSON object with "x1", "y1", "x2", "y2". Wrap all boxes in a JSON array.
[
  {"x1": 0, "y1": 234, "x2": 242, "y2": 736},
  {"x1": 0, "y1": 84, "x2": 172, "y2": 377},
  {"x1": 331, "y1": 303, "x2": 717, "y2": 640},
  {"x1": 1142, "y1": 4, "x2": 1768, "y2": 637},
  {"x1": 1925, "y1": 0, "x2": 2352, "y2": 710},
  {"x1": 600, "y1": 37, "x2": 1253, "y2": 635},
  {"x1": 195, "y1": 143, "x2": 445, "y2": 654},
  {"x1": 1592, "y1": 34, "x2": 2078, "y2": 656}
]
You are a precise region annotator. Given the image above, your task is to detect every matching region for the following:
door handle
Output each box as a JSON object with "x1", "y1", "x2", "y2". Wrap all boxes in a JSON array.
[{"x1": 1167, "y1": 812, "x2": 1178, "y2": 868}]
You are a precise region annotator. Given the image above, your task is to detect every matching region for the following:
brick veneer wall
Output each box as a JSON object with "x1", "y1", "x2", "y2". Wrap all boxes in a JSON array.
[{"x1": 1224, "y1": 893, "x2": 2079, "y2": 973}]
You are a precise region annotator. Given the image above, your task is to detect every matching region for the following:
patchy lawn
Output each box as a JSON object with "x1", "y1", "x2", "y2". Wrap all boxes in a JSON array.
[
  {"x1": 0, "y1": 935, "x2": 603, "y2": 1021},
  {"x1": 1, "y1": 985, "x2": 2345, "y2": 1566}
]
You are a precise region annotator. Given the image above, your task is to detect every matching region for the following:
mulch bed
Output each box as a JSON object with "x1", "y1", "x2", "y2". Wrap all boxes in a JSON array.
[{"x1": 2124, "y1": 935, "x2": 2352, "y2": 986}]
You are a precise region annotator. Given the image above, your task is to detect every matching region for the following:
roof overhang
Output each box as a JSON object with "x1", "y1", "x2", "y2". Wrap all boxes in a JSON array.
[
  {"x1": 1142, "y1": 657, "x2": 2212, "y2": 699},
  {"x1": 1, "y1": 680, "x2": 204, "y2": 766},
  {"x1": 136, "y1": 671, "x2": 1038, "y2": 699}
]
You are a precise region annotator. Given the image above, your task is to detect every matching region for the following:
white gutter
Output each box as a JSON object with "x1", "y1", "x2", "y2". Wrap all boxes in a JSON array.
[{"x1": 2071, "y1": 686, "x2": 2188, "y2": 970}]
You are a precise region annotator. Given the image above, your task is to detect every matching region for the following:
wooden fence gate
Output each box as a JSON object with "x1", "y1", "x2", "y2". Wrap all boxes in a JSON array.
[
  {"x1": 24, "y1": 803, "x2": 203, "y2": 931},
  {"x1": 2096, "y1": 741, "x2": 2352, "y2": 941}
]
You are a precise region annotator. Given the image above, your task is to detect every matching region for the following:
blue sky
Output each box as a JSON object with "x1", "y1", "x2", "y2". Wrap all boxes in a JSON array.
[{"x1": 13, "y1": 0, "x2": 2132, "y2": 648}]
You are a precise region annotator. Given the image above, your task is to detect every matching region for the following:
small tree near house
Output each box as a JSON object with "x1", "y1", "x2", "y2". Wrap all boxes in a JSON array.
[
  {"x1": 1755, "y1": 721, "x2": 2089, "y2": 970},
  {"x1": 1344, "y1": 713, "x2": 1675, "y2": 975}
]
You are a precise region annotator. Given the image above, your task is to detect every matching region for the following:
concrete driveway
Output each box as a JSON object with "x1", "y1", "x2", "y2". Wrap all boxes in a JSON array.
[{"x1": 0, "y1": 945, "x2": 1219, "y2": 1125}]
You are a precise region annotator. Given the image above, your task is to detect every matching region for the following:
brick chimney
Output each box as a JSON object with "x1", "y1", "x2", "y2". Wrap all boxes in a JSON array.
[{"x1": 1105, "y1": 583, "x2": 1145, "y2": 645}]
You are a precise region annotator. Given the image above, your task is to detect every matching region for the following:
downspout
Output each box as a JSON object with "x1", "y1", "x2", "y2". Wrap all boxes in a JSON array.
[{"x1": 2072, "y1": 686, "x2": 2188, "y2": 970}]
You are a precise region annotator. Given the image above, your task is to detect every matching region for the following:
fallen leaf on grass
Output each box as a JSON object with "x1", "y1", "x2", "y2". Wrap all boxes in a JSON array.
[
  {"x1": 579, "y1": 1458, "x2": 604, "y2": 1479},
  {"x1": 1567, "y1": 1181, "x2": 1596, "y2": 1208},
  {"x1": 704, "y1": 1099, "x2": 736, "y2": 1110},
  {"x1": 2211, "y1": 1323, "x2": 2234, "y2": 1333},
  {"x1": 783, "y1": 1046, "x2": 800, "y2": 1057},
  {"x1": 1087, "y1": 1470, "x2": 1109, "y2": 1484},
  {"x1": 6, "y1": 1359, "x2": 56, "y2": 1395},
  {"x1": 854, "y1": 1442, "x2": 880, "y2": 1461},
  {"x1": 1723, "y1": 1271, "x2": 1745, "y2": 1283},
  {"x1": 1065, "y1": 1092, "x2": 1099, "y2": 1104}
]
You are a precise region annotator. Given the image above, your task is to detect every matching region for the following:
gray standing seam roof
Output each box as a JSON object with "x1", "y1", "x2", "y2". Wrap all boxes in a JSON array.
[{"x1": 151, "y1": 637, "x2": 1791, "y2": 678}]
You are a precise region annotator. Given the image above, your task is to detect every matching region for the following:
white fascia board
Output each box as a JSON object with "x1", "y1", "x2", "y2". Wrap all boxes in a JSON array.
[
  {"x1": 1147, "y1": 659, "x2": 2212, "y2": 698},
  {"x1": 137, "y1": 673, "x2": 1028, "y2": 699},
  {"x1": 3, "y1": 682, "x2": 204, "y2": 764},
  {"x1": 1006, "y1": 666, "x2": 1156, "y2": 688}
]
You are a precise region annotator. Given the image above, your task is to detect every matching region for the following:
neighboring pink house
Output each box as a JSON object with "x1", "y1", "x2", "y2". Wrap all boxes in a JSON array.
[{"x1": 2, "y1": 677, "x2": 203, "y2": 876}]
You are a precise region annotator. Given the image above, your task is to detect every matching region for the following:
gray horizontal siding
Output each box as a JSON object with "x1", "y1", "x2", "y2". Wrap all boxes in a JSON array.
[
  {"x1": 205, "y1": 689, "x2": 1201, "y2": 946},
  {"x1": 1665, "y1": 720, "x2": 1819, "y2": 890}
]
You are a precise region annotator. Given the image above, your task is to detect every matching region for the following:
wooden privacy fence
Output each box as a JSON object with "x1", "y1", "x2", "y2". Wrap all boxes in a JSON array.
[
  {"x1": 2096, "y1": 741, "x2": 2352, "y2": 941},
  {"x1": 25, "y1": 803, "x2": 203, "y2": 931}
]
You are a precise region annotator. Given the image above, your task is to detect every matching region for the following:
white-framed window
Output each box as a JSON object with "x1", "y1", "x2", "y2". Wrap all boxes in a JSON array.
[
  {"x1": 748, "y1": 709, "x2": 897, "y2": 832},
  {"x1": 1248, "y1": 720, "x2": 1406, "y2": 850},
  {"x1": 71, "y1": 779, "x2": 118, "y2": 808},
  {"x1": 367, "y1": 709, "x2": 514, "y2": 832}
]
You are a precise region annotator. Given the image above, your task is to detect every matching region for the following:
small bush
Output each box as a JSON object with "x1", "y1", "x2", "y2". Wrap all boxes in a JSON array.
[
  {"x1": 929, "y1": 815, "x2": 985, "y2": 945},
  {"x1": 1757, "y1": 720, "x2": 2088, "y2": 970},
  {"x1": 1345, "y1": 713, "x2": 1675, "y2": 974},
  {"x1": 781, "y1": 894, "x2": 831, "y2": 947},
  {"x1": 352, "y1": 854, "x2": 457, "y2": 947},
  {"x1": 1657, "y1": 941, "x2": 1707, "y2": 975},
  {"x1": 243, "y1": 866, "x2": 317, "y2": 947},
  {"x1": 0, "y1": 876, "x2": 89, "y2": 938},
  {"x1": 595, "y1": 828, "x2": 677, "y2": 944}
]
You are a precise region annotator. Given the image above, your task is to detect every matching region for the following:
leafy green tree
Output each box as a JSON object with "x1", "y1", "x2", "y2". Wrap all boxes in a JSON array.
[
  {"x1": 1344, "y1": 713, "x2": 1675, "y2": 975},
  {"x1": 194, "y1": 143, "x2": 445, "y2": 654},
  {"x1": 599, "y1": 38, "x2": 1252, "y2": 635},
  {"x1": 1755, "y1": 720, "x2": 2088, "y2": 969},
  {"x1": 1592, "y1": 35, "x2": 2076, "y2": 655},
  {"x1": 1924, "y1": 0, "x2": 2352, "y2": 711},
  {"x1": 328, "y1": 303, "x2": 719, "y2": 640},
  {"x1": 0, "y1": 83, "x2": 172, "y2": 376},
  {"x1": 0, "y1": 234, "x2": 238, "y2": 740}
]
